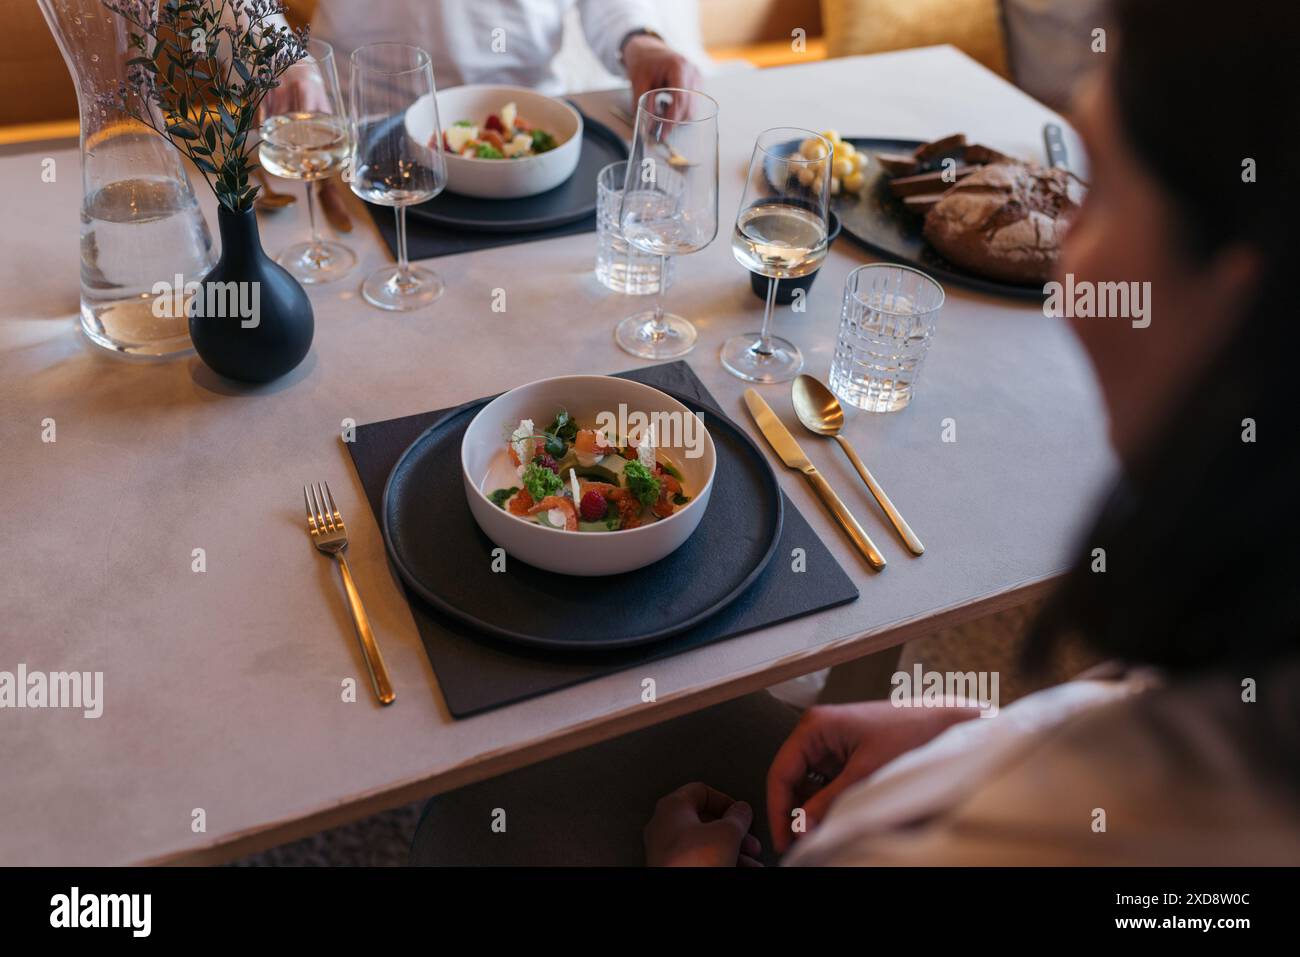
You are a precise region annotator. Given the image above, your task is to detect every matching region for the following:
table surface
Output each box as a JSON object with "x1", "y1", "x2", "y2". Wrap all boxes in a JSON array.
[{"x1": 0, "y1": 47, "x2": 1113, "y2": 865}]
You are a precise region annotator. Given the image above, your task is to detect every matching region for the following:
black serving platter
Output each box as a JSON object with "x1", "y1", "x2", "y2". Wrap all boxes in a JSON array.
[
  {"x1": 379, "y1": 388, "x2": 784, "y2": 651},
  {"x1": 834, "y1": 136, "x2": 1045, "y2": 300},
  {"x1": 762, "y1": 136, "x2": 1046, "y2": 300}
]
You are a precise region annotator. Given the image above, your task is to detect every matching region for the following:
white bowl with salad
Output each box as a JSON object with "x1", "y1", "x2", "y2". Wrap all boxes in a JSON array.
[
  {"x1": 461, "y1": 375, "x2": 716, "y2": 576},
  {"x1": 405, "y1": 84, "x2": 583, "y2": 199}
]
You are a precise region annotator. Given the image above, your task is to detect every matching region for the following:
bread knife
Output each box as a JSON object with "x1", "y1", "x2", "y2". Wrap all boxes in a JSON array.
[{"x1": 1044, "y1": 123, "x2": 1070, "y2": 169}]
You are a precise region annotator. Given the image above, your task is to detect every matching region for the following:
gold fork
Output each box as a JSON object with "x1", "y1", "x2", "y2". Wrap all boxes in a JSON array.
[
  {"x1": 304, "y1": 481, "x2": 395, "y2": 705},
  {"x1": 609, "y1": 104, "x2": 695, "y2": 169}
]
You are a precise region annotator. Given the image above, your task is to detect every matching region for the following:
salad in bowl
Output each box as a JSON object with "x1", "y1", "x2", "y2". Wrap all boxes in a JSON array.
[
  {"x1": 462, "y1": 376, "x2": 715, "y2": 575},
  {"x1": 439, "y1": 101, "x2": 559, "y2": 160},
  {"x1": 405, "y1": 85, "x2": 583, "y2": 199},
  {"x1": 489, "y1": 408, "x2": 691, "y2": 533}
]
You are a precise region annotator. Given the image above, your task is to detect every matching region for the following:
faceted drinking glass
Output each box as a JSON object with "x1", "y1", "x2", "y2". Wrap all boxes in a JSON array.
[
  {"x1": 596, "y1": 161, "x2": 673, "y2": 295},
  {"x1": 829, "y1": 264, "x2": 946, "y2": 413}
]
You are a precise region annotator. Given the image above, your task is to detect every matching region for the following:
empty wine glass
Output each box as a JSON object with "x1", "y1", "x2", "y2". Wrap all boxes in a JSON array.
[
  {"x1": 723, "y1": 128, "x2": 833, "y2": 383},
  {"x1": 259, "y1": 39, "x2": 355, "y2": 284},
  {"x1": 349, "y1": 43, "x2": 446, "y2": 311},
  {"x1": 616, "y1": 88, "x2": 719, "y2": 359}
]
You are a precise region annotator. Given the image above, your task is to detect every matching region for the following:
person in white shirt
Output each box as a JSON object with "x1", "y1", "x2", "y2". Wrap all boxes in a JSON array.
[{"x1": 264, "y1": 0, "x2": 699, "y2": 113}]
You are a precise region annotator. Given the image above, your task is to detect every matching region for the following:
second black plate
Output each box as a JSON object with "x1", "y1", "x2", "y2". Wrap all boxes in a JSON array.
[
  {"x1": 406, "y1": 111, "x2": 628, "y2": 233},
  {"x1": 380, "y1": 389, "x2": 784, "y2": 651}
]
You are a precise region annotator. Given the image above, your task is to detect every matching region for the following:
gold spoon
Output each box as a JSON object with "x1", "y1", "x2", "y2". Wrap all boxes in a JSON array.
[
  {"x1": 251, "y1": 167, "x2": 296, "y2": 210},
  {"x1": 792, "y1": 375, "x2": 925, "y2": 555}
]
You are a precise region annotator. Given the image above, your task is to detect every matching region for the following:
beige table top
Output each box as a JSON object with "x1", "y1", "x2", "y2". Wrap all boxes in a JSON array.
[{"x1": 0, "y1": 47, "x2": 1112, "y2": 865}]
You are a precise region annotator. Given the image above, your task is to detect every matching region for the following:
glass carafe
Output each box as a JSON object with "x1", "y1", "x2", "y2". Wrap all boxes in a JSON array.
[{"x1": 38, "y1": 0, "x2": 216, "y2": 358}]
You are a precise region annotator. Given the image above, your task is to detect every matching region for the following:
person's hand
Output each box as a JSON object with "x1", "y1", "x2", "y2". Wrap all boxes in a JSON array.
[
  {"x1": 766, "y1": 702, "x2": 979, "y2": 854},
  {"x1": 644, "y1": 783, "x2": 764, "y2": 866},
  {"x1": 622, "y1": 34, "x2": 703, "y2": 109},
  {"x1": 257, "y1": 64, "x2": 333, "y2": 124}
]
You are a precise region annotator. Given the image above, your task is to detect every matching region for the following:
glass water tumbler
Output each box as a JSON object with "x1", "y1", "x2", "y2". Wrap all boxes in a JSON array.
[
  {"x1": 829, "y1": 264, "x2": 945, "y2": 413},
  {"x1": 595, "y1": 161, "x2": 673, "y2": 295}
]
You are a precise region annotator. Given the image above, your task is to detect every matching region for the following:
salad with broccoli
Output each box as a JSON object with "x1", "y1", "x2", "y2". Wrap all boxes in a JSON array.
[
  {"x1": 437, "y1": 101, "x2": 561, "y2": 160},
  {"x1": 487, "y1": 408, "x2": 690, "y2": 532}
]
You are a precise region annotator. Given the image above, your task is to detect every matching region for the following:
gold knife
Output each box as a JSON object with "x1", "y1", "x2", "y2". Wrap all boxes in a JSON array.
[{"x1": 744, "y1": 388, "x2": 886, "y2": 571}]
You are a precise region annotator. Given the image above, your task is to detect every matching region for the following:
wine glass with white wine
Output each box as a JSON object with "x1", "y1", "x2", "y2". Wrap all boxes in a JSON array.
[
  {"x1": 349, "y1": 43, "x2": 447, "y2": 311},
  {"x1": 258, "y1": 39, "x2": 354, "y2": 284},
  {"x1": 616, "y1": 88, "x2": 719, "y2": 359},
  {"x1": 722, "y1": 128, "x2": 833, "y2": 383}
]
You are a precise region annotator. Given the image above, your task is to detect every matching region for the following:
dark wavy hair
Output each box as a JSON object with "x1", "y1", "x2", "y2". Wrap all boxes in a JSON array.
[{"x1": 1025, "y1": 0, "x2": 1299, "y2": 674}]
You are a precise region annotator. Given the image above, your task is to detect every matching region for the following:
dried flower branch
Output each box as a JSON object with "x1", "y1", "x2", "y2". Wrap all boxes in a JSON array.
[{"x1": 100, "y1": 0, "x2": 309, "y2": 212}]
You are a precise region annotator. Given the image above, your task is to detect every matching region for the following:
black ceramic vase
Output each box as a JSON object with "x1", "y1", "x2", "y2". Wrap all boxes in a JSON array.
[{"x1": 189, "y1": 205, "x2": 314, "y2": 384}]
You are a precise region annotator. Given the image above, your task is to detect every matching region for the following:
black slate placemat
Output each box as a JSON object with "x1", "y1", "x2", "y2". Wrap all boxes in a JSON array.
[
  {"x1": 369, "y1": 205, "x2": 598, "y2": 261},
  {"x1": 346, "y1": 361, "x2": 860, "y2": 718}
]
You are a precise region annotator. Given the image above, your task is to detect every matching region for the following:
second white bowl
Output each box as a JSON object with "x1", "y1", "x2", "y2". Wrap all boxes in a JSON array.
[{"x1": 405, "y1": 84, "x2": 583, "y2": 199}]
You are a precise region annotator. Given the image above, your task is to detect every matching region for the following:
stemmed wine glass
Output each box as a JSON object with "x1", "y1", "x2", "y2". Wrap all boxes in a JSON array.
[
  {"x1": 616, "y1": 88, "x2": 719, "y2": 359},
  {"x1": 259, "y1": 39, "x2": 355, "y2": 284},
  {"x1": 722, "y1": 128, "x2": 833, "y2": 382},
  {"x1": 348, "y1": 43, "x2": 447, "y2": 311}
]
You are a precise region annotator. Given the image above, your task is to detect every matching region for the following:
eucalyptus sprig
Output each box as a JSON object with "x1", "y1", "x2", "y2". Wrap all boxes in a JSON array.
[{"x1": 100, "y1": 0, "x2": 308, "y2": 212}]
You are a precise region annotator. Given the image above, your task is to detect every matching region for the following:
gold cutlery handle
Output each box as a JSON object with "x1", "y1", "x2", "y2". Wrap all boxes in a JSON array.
[
  {"x1": 335, "y1": 553, "x2": 396, "y2": 705},
  {"x1": 802, "y1": 468, "x2": 887, "y2": 571},
  {"x1": 834, "y1": 434, "x2": 925, "y2": 556},
  {"x1": 319, "y1": 179, "x2": 354, "y2": 233}
]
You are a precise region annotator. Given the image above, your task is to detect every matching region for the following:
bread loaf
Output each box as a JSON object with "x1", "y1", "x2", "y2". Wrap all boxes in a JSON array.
[{"x1": 922, "y1": 163, "x2": 1083, "y2": 284}]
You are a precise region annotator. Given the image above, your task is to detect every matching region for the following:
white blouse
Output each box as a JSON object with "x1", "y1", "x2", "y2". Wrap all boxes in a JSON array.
[
  {"x1": 309, "y1": 0, "x2": 660, "y2": 92},
  {"x1": 786, "y1": 665, "x2": 1300, "y2": 866}
]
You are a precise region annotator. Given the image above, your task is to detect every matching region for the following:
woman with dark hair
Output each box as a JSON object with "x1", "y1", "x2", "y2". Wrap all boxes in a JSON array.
[
  {"x1": 413, "y1": 0, "x2": 1299, "y2": 865},
  {"x1": 672, "y1": 0, "x2": 1300, "y2": 867}
]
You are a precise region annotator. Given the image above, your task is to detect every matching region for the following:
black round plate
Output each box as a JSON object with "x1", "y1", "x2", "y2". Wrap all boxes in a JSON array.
[
  {"x1": 380, "y1": 389, "x2": 784, "y2": 651},
  {"x1": 406, "y1": 111, "x2": 628, "y2": 233}
]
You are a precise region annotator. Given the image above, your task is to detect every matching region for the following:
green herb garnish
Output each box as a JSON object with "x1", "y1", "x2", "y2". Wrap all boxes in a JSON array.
[
  {"x1": 605, "y1": 513, "x2": 622, "y2": 531},
  {"x1": 453, "y1": 119, "x2": 473, "y2": 127},
  {"x1": 530, "y1": 129, "x2": 557, "y2": 153},
  {"x1": 623, "y1": 460, "x2": 661, "y2": 507},
  {"x1": 489, "y1": 487, "x2": 519, "y2": 509},
  {"x1": 673, "y1": 493, "x2": 690, "y2": 506},
  {"x1": 546, "y1": 408, "x2": 578, "y2": 443},
  {"x1": 475, "y1": 143, "x2": 504, "y2": 159},
  {"x1": 533, "y1": 409, "x2": 577, "y2": 458},
  {"x1": 522, "y1": 461, "x2": 562, "y2": 501}
]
